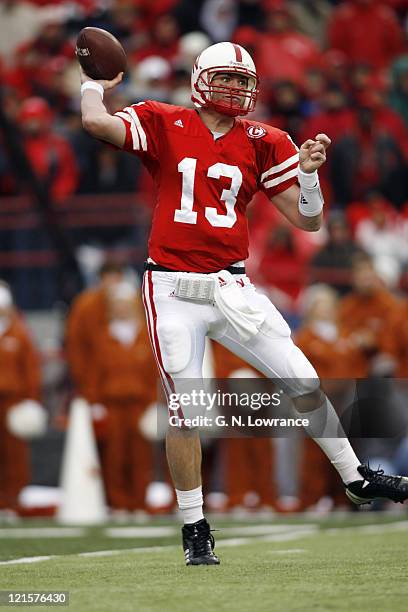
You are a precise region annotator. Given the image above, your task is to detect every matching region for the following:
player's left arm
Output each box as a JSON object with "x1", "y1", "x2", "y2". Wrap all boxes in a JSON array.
[{"x1": 272, "y1": 133, "x2": 331, "y2": 232}]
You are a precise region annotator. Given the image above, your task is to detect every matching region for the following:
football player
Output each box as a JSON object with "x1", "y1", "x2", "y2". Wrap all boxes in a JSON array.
[{"x1": 79, "y1": 42, "x2": 408, "y2": 566}]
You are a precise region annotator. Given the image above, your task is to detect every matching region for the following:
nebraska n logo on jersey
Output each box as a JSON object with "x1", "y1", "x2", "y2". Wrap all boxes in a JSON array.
[{"x1": 246, "y1": 125, "x2": 266, "y2": 139}]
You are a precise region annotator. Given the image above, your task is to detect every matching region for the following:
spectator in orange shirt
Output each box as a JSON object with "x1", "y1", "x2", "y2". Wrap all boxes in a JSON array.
[
  {"x1": 295, "y1": 284, "x2": 362, "y2": 510},
  {"x1": 337, "y1": 254, "x2": 405, "y2": 469},
  {"x1": 391, "y1": 298, "x2": 408, "y2": 377},
  {"x1": 85, "y1": 281, "x2": 157, "y2": 512},
  {"x1": 297, "y1": 284, "x2": 365, "y2": 380},
  {"x1": 211, "y1": 341, "x2": 276, "y2": 511},
  {"x1": 0, "y1": 282, "x2": 42, "y2": 512},
  {"x1": 338, "y1": 253, "x2": 400, "y2": 377},
  {"x1": 65, "y1": 260, "x2": 125, "y2": 398}
]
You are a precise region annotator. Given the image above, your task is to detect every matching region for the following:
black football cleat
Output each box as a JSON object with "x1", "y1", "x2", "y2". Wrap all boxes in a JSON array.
[
  {"x1": 182, "y1": 518, "x2": 220, "y2": 566},
  {"x1": 345, "y1": 464, "x2": 408, "y2": 505}
]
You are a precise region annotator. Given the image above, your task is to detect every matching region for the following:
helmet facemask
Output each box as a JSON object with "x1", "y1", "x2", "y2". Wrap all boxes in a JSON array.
[{"x1": 194, "y1": 66, "x2": 258, "y2": 117}]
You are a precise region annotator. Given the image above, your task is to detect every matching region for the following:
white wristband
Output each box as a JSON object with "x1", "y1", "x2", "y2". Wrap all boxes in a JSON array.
[
  {"x1": 298, "y1": 167, "x2": 318, "y2": 189},
  {"x1": 81, "y1": 81, "x2": 104, "y2": 99},
  {"x1": 298, "y1": 167, "x2": 324, "y2": 217}
]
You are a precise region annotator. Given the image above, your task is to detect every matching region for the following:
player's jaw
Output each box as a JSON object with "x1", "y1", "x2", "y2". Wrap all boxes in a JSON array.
[
  {"x1": 212, "y1": 90, "x2": 244, "y2": 112},
  {"x1": 208, "y1": 72, "x2": 254, "y2": 117},
  {"x1": 216, "y1": 88, "x2": 243, "y2": 106}
]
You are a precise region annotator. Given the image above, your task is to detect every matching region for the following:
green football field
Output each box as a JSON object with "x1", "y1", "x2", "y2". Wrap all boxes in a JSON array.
[{"x1": 0, "y1": 514, "x2": 407, "y2": 612}]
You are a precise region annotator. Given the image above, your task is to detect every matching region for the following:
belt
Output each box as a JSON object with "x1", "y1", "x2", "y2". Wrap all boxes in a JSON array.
[{"x1": 144, "y1": 262, "x2": 246, "y2": 275}]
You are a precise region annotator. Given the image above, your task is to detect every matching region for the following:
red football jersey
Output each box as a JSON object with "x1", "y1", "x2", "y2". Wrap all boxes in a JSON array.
[{"x1": 115, "y1": 101, "x2": 299, "y2": 272}]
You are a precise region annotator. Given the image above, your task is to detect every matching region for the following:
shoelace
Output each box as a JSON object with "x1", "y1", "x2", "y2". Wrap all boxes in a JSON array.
[
  {"x1": 363, "y1": 467, "x2": 402, "y2": 488},
  {"x1": 191, "y1": 527, "x2": 215, "y2": 557}
]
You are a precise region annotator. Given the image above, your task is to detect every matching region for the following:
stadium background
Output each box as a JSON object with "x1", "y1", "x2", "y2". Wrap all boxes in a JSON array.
[{"x1": 1, "y1": 0, "x2": 408, "y2": 519}]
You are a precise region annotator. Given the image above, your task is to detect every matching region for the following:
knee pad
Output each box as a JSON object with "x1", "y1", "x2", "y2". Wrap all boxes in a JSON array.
[
  {"x1": 283, "y1": 345, "x2": 320, "y2": 397},
  {"x1": 157, "y1": 320, "x2": 192, "y2": 374}
]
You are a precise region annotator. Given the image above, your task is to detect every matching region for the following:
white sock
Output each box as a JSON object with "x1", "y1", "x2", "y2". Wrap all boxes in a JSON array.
[
  {"x1": 295, "y1": 397, "x2": 362, "y2": 484},
  {"x1": 175, "y1": 486, "x2": 204, "y2": 524}
]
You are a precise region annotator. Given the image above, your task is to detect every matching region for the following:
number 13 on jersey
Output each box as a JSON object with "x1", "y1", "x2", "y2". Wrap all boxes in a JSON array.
[{"x1": 174, "y1": 157, "x2": 243, "y2": 228}]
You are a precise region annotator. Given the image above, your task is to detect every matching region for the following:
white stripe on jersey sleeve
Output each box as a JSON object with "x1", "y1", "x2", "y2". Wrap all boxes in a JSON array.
[
  {"x1": 125, "y1": 106, "x2": 147, "y2": 152},
  {"x1": 114, "y1": 111, "x2": 131, "y2": 123},
  {"x1": 114, "y1": 110, "x2": 140, "y2": 150},
  {"x1": 261, "y1": 152, "x2": 299, "y2": 183},
  {"x1": 263, "y1": 166, "x2": 298, "y2": 189}
]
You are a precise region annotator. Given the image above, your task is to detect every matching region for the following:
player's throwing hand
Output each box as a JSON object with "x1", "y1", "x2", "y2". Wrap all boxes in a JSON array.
[
  {"x1": 299, "y1": 133, "x2": 331, "y2": 174},
  {"x1": 79, "y1": 65, "x2": 123, "y2": 91}
]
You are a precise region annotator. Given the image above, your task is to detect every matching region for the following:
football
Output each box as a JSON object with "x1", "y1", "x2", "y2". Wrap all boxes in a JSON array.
[{"x1": 76, "y1": 27, "x2": 127, "y2": 81}]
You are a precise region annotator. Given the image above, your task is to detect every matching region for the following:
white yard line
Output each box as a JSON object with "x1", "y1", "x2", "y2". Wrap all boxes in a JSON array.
[
  {"x1": 208, "y1": 524, "x2": 312, "y2": 536},
  {"x1": 0, "y1": 521, "x2": 407, "y2": 566},
  {"x1": 104, "y1": 524, "x2": 312, "y2": 538},
  {"x1": 0, "y1": 556, "x2": 55, "y2": 565},
  {"x1": 0, "y1": 523, "x2": 312, "y2": 540},
  {"x1": 260, "y1": 529, "x2": 318, "y2": 543},
  {"x1": 326, "y1": 520, "x2": 408, "y2": 536},
  {"x1": 0, "y1": 528, "x2": 314, "y2": 566},
  {"x1": 0, "y1": 528, "x2": 85, "y2": 538},
  {"x1": 80, "y1": 545, "x2": 175, "y2": 557},
  {"x1": 215, "y1": 529, "x2": 317, "y2": 547},
  {"x1": 271, "y1": 549, "x2": 305, "y2": 554},
  {"x1": 105, "y1": 526, "x2": 177, "y2": 538}
]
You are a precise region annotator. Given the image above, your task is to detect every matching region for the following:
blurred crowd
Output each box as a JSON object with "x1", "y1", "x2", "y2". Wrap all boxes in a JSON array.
[
  {"x1": 0, "y1": 0, "x2": 408, "y2": 306},
  {"x1": 0, "y1": 0, "x2": 408, "y2": 304},
  {"x1": 1, "y1": 0, "x2": 408, "y2": 517}
]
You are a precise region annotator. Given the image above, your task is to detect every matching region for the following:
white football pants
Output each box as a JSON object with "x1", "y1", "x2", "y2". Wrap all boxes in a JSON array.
[{"x1": 142, "y1": 270, "x2": 319, "y2": 418}]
